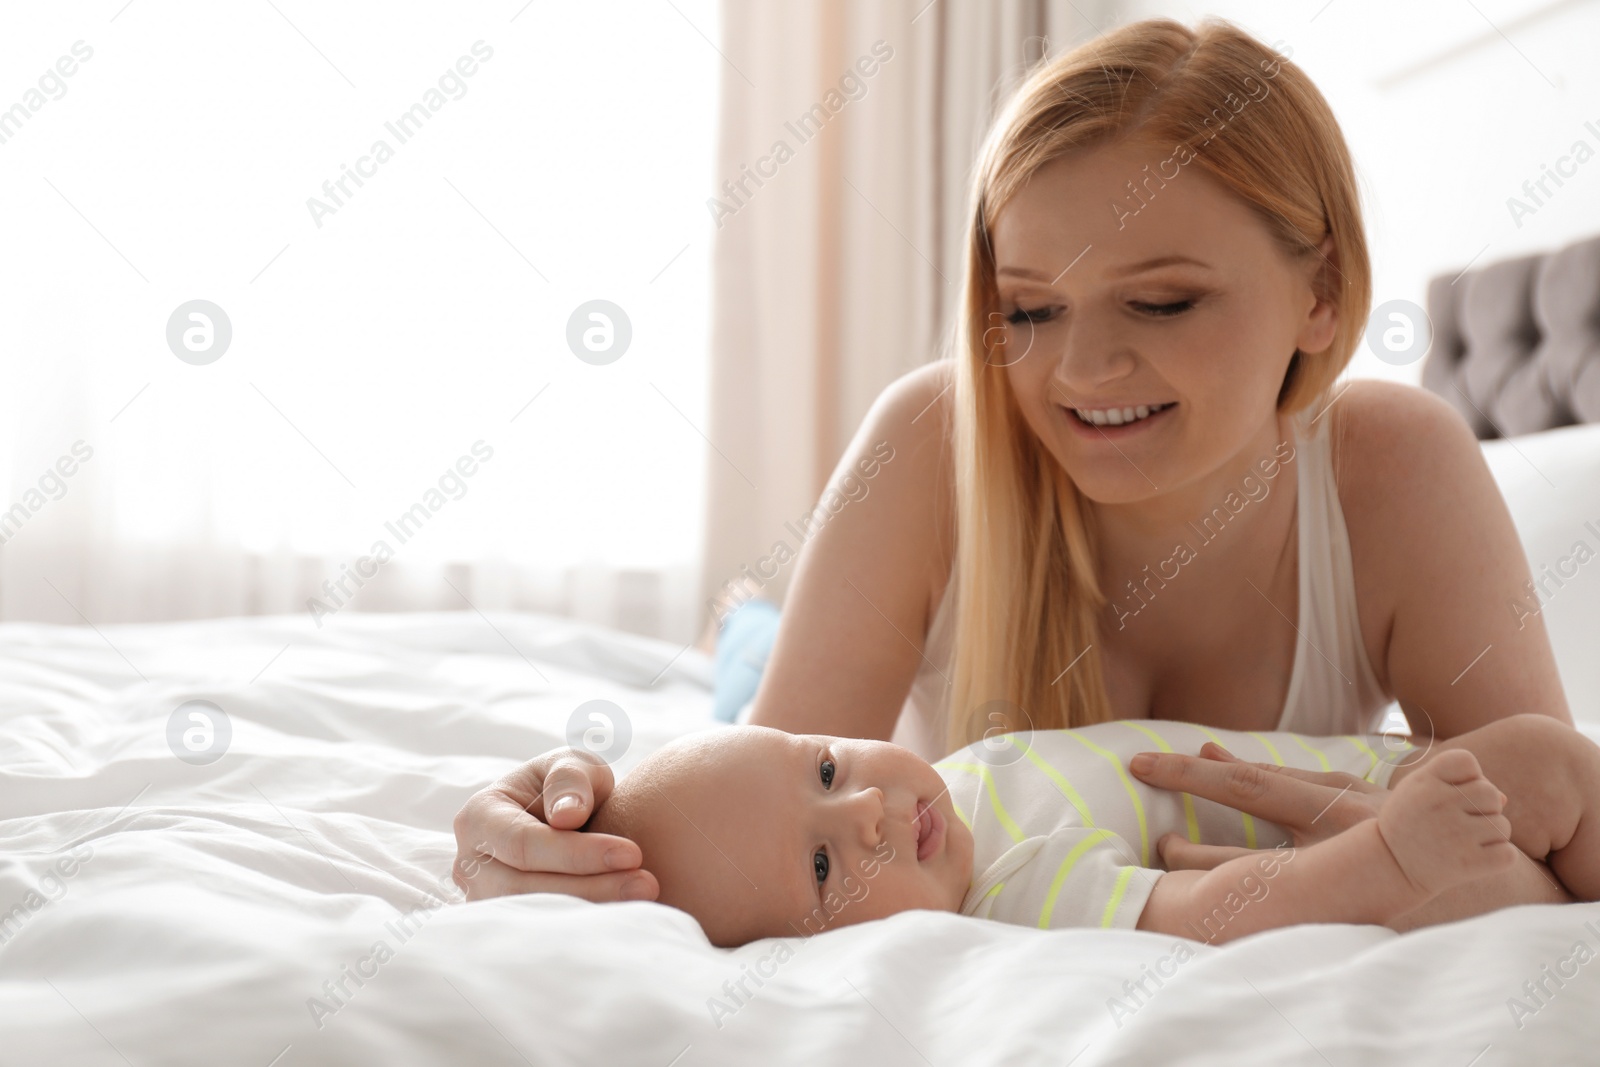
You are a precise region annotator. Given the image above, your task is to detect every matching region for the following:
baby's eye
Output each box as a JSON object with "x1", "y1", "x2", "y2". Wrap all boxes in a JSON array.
[
  {"x1": 814, "y1": 849, "x2": 830, "y2": 884},
  {"x1": 819, "y1": 758, "x2": 835, "y2": 789}
]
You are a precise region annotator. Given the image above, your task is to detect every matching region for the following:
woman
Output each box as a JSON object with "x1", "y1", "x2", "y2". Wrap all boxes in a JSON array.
[{"x1": 453, "y1": 18, "x2": 1574, "y2": 916}]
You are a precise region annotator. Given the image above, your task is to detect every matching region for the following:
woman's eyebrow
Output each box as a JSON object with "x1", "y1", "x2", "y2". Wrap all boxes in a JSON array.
[
  {"x1": 997, "y1": 254, "x2": 1213, "y2": 281},
  {"x1": 996, "y1": 265, "x2": 1056, "y2": 281},
  {"x1": 1106, "y1": 254, "x2": 1213, "y2": 277}
]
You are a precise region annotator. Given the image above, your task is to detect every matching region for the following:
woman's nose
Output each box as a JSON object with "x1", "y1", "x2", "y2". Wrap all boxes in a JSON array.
[{"x1": 1052, "y1": 316, "x2": 1135, "y2": 393}]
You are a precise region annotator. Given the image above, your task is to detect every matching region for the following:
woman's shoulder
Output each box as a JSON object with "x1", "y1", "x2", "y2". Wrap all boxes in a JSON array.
[
  {"x1": 879, "y1": 359, "x2": 956, "y2": 427},
  {"x1": 865, "y1": 361, "x2": 957, "y2": 488},
  {"x1": 855, "y1": 360, "x2": 959, "y2": 620},
  {"x1": 872, "y1": 360, "x2": 958, "y2": 484},
  {"x1": 885, "y1": 361, "x2": 959, "y2": 609},
  {"x1": 1326, "y1": 378, "x2": 1486, "y2": 523}
]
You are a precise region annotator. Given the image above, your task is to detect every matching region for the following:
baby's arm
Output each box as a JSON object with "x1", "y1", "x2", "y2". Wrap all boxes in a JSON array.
[
  {"x1": 1137, "y1": 750, "x2": 1518, "y2": 944},
  {"x1": 1137, "y1": 821, "x2": 1422, "y2": 942}
]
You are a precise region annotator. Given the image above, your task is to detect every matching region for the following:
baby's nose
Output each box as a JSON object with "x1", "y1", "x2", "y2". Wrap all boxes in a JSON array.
[{"x1": 851, "y1": 786, "x2": 885, "y2": 846}]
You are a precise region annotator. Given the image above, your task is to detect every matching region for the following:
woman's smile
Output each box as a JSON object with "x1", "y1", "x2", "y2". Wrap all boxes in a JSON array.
[{"x1": 1061, "y1": 401, "x2": 1179, "y2": 438}]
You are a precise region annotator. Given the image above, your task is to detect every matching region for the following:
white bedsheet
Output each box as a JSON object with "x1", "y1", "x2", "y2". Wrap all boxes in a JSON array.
[{"x1": 1, "y1": 611, "x2": 1594, "y2": 1065}]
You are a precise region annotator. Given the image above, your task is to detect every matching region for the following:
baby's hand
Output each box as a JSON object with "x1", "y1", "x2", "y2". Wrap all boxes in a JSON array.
[{"x1": 1376, "y1": 749, "x2": 1518, "y2": 898}]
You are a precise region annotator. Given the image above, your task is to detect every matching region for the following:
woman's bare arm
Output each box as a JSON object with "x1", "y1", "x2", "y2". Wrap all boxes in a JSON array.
[
  {"x1": 1335, "y1": 381, "x2": 1573, "y2": 739},
  {"x1": 747, "y1": 361, "x2": 956, "y2": 740}
]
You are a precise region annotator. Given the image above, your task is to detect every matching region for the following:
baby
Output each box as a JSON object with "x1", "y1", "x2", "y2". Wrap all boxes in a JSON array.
[{"x1": 587, "y1": 715, "x2": 1600, "y2": 948}]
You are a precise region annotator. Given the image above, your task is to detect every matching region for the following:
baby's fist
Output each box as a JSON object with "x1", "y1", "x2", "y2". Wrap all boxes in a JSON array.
[{"x1": 1377, "y1": 749, "x2": 1517, "y2": 898}]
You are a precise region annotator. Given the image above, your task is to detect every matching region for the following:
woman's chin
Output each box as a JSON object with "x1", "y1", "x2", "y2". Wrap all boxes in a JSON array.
[{"x1": 1057, "y1": 465, "x2": 1170, "y2": 506}]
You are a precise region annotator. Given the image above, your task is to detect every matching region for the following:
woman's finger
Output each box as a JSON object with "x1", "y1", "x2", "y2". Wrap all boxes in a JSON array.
[
  {"x1": 1197, "y1": 744, "x2": 1381, "y2": 794},
  {"x1": 1129, "y1": 751, "x2": 1354, "y2": 831},
  {"x1": 486, "y1": 750, "x2": 615, "y2": 827},
  {"x1": 454, "y1": 789, "x2": 642, "y2": 877},
  {"x1": 1156, "y1": 833, "x2": 1259, "y2": 871},
  {"x1": 538, "y1": 755, "x2": 613, "y2": 828},
  {"x1": 454, "y1": 854, "x2": 659, "y2": 903},
  {"x1": 1242, "y1": 763, "x2": 1379, "y2": 795}
]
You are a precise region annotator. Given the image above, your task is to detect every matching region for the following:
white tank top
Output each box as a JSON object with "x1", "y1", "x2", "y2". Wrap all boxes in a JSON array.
[{"x1": 892, "y1": 403, "x2": 1395, "y2": 761}]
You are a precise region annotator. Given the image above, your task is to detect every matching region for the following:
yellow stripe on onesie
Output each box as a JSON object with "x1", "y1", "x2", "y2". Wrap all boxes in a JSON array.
[{"x1": 937, "y1": 720, "x2": 1417, "y2": 932}]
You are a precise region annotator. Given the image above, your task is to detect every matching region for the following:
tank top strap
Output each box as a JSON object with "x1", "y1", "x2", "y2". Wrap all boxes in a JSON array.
[{"x1": 1276, "y1": 402, "x2": 1389, "y2": 734}]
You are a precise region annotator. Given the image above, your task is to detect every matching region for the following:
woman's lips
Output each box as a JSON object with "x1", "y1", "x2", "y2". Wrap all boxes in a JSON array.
[{"x1": 916, "y1": 799, "x2": 945, "y2": 862}]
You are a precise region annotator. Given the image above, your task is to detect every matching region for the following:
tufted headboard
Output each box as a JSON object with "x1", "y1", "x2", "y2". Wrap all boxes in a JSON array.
[{"x1": 1421, "y1": 232, "x2": 1600, "y2": 439}]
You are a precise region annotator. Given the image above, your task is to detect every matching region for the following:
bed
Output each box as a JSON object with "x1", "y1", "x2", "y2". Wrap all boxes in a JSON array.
[{"x1": 7, "y1": 297, "x2": 1600, "y2": 1063}]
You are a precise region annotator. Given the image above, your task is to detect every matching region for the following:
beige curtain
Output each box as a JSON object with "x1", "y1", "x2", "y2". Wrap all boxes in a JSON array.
[{"x1": 698, "y1": 0, "x2": 1116, "y2": 619}]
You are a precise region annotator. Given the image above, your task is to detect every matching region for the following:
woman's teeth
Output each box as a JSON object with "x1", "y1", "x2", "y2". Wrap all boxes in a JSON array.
[{"x1": 1071, "y1": 402, "x2": 1173, "y2": 427}]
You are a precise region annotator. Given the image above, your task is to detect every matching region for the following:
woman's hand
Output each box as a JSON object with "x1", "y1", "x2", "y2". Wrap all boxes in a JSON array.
[
  {"x1": 452, "y1": 748, "x2": 659, "y2": 903},
  {"x1": 1129, "y1": 742, "x2": 1395, "y2": 871}
]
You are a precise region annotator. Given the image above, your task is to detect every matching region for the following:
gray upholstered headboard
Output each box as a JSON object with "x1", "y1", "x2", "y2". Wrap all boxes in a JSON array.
[{"x1": 1421, "y1": 232, "x2": 1600, "y2": 439}]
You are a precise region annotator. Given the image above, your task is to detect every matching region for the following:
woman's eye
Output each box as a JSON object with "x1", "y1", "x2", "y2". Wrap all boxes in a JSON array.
[
  {"x1": 819, "y1": 759, "x2": 835, "y2": 789},
  {"x1": 814, "y1": 849, "x2": 830, "y2": 884},
  {"x1": 1008, "y1": 300, "x2": 1192, "y2": 324},
  {"x1": 1134, "y1": 300, "x2": 1194, "y2": 317}
]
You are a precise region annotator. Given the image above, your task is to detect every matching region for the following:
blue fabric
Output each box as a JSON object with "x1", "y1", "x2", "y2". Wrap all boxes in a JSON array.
[{"x1": 712, "y1": 597, "x2": 780, "y2": 722}]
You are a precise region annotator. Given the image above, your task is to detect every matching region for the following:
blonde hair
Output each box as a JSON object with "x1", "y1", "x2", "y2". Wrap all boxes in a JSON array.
[{"x1": 945, "y1": 17, "x2": 1371, "y2": 754}]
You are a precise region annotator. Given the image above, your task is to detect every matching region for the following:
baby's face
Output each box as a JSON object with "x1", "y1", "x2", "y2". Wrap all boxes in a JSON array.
[{"x1": 629, "y1": 726, "x2": 974, "y2": 946}]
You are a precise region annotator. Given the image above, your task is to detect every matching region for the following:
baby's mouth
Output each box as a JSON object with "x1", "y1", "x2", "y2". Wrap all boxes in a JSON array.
[{"x1": 915, "y1": 799, "x2": 944, "y2": 862}]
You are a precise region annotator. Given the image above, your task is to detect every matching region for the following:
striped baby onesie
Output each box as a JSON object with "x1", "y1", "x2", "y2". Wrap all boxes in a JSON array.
[{"x1": 933, "y1": 720, "x2": 1417, "y2": 932}]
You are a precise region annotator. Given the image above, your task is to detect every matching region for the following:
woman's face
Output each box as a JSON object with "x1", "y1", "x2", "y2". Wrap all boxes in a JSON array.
[{"x1": 990, "y1": 136, "x2": 1336, "y2": 506}]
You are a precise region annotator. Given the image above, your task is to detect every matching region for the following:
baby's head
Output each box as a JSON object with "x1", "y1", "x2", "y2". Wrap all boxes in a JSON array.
[{"x1": 591, "y1": 726, "x2": 974, "y2": 947}]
